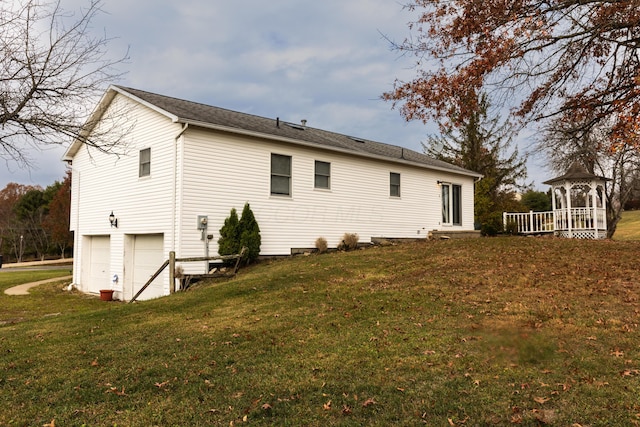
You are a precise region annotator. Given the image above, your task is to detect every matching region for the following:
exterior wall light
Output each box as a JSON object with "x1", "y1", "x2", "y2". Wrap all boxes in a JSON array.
[{"x1": 109, "y1": 211, "x2": 118, "y2": 228}]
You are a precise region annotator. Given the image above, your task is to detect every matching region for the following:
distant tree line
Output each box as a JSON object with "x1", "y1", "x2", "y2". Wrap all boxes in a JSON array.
[{"x1": 0, "y1": 171, "x2": 72, "y2": 263}]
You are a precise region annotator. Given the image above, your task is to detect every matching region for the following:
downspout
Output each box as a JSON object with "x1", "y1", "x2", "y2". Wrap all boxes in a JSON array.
[
  {"x1": 173, "y1": 123, "x2": 189, "y2": 252},
  {"x1": 171, "y1": 123, "x2": 188, "y2": 293}
]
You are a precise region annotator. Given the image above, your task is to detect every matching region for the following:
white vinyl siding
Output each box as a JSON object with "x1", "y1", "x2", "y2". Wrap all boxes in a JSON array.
[{"x1": 180, "y1": 127, "x2": 476, "y2": 256}]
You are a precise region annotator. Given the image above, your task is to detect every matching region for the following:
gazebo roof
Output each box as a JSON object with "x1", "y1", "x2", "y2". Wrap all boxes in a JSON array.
[{"x1": 543, "y1": 162, "x2": 611, "y2": 185}]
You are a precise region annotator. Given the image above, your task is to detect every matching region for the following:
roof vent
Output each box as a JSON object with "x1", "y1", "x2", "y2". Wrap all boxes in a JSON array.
[
  {"x1": 349, "y1": 136, "x2": 365, "y2": 143},
  {"x1": 301, "y1": 119, "x2": 307, "y2": 127}
]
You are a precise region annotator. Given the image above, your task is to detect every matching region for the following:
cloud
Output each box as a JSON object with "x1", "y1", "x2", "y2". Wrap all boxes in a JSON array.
[{"x1": 1, "y1": 0, "x2": 549, "y2": 189}]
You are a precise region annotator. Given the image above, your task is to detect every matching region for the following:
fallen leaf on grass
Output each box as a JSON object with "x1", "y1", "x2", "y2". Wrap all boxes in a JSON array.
[
  {"x1": 154, "y1": 380, "x2": 170, "y2": 388},
  {"x1": 533, "y1": 408, "x2": 557, "y2": 423},
  {"x1": 42, "y1": 420, "x2": 55, "y2": 427},
  {"x1": 105, "y1": 386, "x2": 127, "y2": 396},
  {"x1": 558, "y1": 382, "x2": 572, "y2": 391},
  {"x1": 90, "y1": 358, "x2": 99, "y2": 367},
  {"x1": 323, "y1": 400, "x2": 332, "y2": 410},
  {"x1": 611, "y1": 349, "x2": 624, "y2": 357},
  {"x1": 261, "y1": 403, "x2": 272, "y2": 410},
  {"x1": 342, "y1": 405, "x2": 352, "y2": 415},
  {"x1": 533, "y1": 396, "x2": 550, "y2": 404},
  {"x1": 362, "y1": 398, "x2": 376, "y2": 407}
]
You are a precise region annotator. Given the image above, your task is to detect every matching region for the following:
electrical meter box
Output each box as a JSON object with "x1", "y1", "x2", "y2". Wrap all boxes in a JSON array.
[{"x1": 197, "y1": 215, "x2": 208, "y2": 230}]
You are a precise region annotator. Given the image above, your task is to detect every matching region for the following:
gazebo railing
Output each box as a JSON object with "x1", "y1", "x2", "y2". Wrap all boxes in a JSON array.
[
  {"x1": 553, "y1": 207, "x2": 606, "y2": 231},
  {"x1": 503, "y1": 208, "x2": 606, "y2": 235}
]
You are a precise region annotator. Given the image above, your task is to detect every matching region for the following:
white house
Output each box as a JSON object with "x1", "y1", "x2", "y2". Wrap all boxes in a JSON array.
[{"x1": 63, "y1": 86, "x2": 481, "y2": 301}]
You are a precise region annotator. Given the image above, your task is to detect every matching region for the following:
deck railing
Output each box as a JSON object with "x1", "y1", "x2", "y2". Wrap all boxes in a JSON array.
[
  {"x1": 503, "y1": 211, "x2": 554, "y2": 234},
  {"x1": 503, "y1": 208, "x2": 607, "y2": 235}
]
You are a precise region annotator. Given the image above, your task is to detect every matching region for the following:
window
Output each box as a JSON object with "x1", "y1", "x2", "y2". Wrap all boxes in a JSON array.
[
  {"x1": 442, "y1": 183, "x2": 462, "y2": 225},
  {"x1": 390, "y1": 172, "x2": 401, "y2": 197},
  {"x1": 271, "y1": 153, "x2": 291, "y2": 196},
  {"x1": 139, "y1": 148, "x2": 151, "y2": 177},
  {"x1": 314, "y1": 161, "x2": 331, "y2": 189}
]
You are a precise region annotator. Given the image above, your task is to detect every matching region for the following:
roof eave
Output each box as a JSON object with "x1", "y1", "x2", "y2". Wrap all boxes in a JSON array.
[{"x1": 543, "y1": 175, "x2": 612, "y2": 185}]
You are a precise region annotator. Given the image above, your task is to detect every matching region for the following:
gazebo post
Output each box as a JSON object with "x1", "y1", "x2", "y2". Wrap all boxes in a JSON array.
[
  {"x1": 601, "y1": 184, "x2": 608, "y2": 235},
  {"x1": 591, "y1": 185, "x2": 598, "y2": 236},
  {"x1": 565, "y1": 181, "x2": 573, "y2": 238},
  {"x1": 551, "y1": 186, "x2": 557, "y2": 234}
]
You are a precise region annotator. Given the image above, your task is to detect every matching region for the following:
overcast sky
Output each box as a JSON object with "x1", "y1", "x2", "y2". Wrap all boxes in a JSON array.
[{"x1": 1, "y1": 0, "x2": 548, "y2": 190}]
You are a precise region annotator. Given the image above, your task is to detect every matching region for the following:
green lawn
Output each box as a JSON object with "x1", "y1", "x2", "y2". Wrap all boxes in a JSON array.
[
  {"x1": 1, "y1": 238, "x2": 639, "y2": 426},
  {"x1": 615, "y1": 210, "x2": 640, "y2": 240},
  {"x1": 0, "y1": 268, "x2": 96, "y2": 324}
]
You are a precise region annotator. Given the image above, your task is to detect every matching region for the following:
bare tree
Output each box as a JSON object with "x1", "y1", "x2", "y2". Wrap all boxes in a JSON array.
[
  {"x1": 0, "y1": 0, "x2": 128, "y2": 167},
  {"x1": 538, "y1": 113, "x2": 640, "y2": 237}
]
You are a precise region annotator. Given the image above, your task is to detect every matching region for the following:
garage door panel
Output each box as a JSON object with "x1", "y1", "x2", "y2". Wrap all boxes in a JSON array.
[
  {"x1": 88, "y1": 236, "x2": 110, "y2": 294},
  {"x1": 132, "y1": 234, "x2": 164, "y2": 300}
]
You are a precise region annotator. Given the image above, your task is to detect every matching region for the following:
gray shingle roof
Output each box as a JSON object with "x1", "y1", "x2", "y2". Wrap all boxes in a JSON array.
[
  {"x1": 542, "y1": 161, "x2": 610, "y2": 184},
  {"x1": 115, "y1": 86, "x2": 481, "y2": 178}
]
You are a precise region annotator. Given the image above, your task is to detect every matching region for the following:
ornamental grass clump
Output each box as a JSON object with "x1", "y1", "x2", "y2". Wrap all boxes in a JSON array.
[
  {"x1": 338, "y1": 232, "x2": 359, "y2": 251},
  {"x1": 315, "y1": 237, "x2": 328, "y2": 254}
]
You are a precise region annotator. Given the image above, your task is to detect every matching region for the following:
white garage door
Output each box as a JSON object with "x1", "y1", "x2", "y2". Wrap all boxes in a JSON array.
[
  {"x1": 132, "y1": 234, "x2": 165, "y2": 300},
  {"x1": 88, "y1": 236, "x2": 110, "y2": 294}
]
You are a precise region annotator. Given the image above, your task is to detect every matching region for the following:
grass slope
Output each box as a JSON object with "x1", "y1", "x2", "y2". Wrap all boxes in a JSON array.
[
  {"x1": 615, "y1": 210, "x2": 640, "y2": 240},
  {"x1": 1, "y1": 238, "x2": 640, "y2": 426}
]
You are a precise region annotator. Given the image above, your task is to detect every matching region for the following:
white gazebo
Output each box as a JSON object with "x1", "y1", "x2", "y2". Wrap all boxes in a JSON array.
[
  {"x1": 542, "y1": 162, "x2": 610, "y2": 239},
  {"x1": 503, "y1": 162, "x2": 610, "y2": 239}
]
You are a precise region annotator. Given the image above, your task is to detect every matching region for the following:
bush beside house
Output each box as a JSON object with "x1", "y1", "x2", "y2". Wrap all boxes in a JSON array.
[{"x1": 218, "y1": 203, "x2": 261, "y2": 264}]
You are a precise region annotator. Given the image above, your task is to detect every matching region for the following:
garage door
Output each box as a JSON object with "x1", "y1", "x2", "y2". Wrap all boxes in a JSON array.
[
  {"x1": 132, "y1": 234, "x2": 165, "y2": 300},
  {"x1": 87, "y1": 236, "x2": 110, "y2": 294}
]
